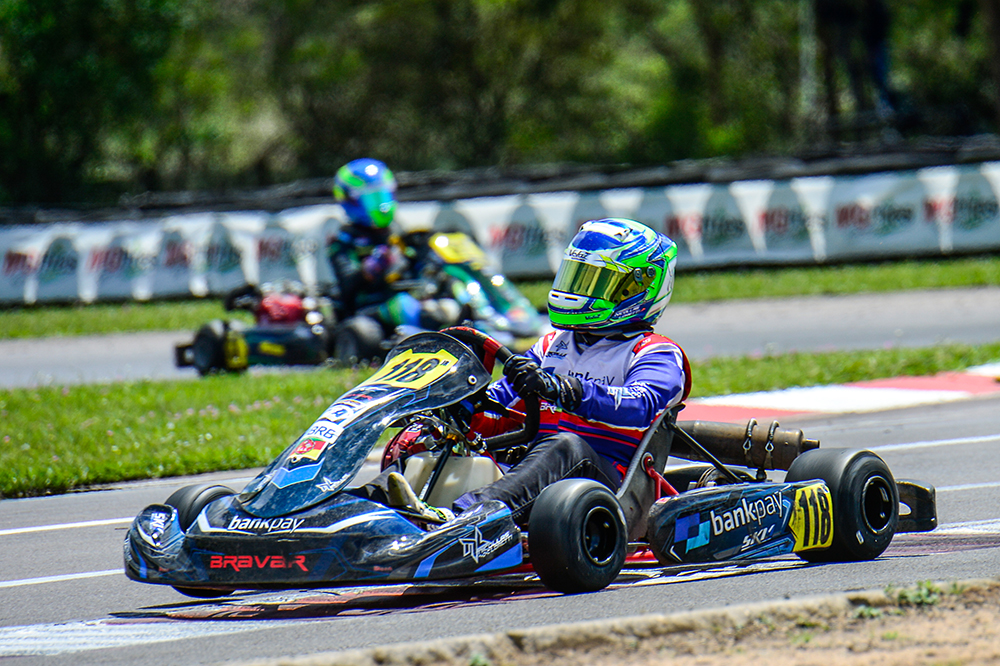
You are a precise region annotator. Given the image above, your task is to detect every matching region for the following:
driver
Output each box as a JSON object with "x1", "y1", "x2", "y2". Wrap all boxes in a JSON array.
[
  {"x1": 376, "y1": 218, "x2": 691, "y2": 526},
  {"x1": 328, "y1": 158, "x2": 455, "y2": 333}
]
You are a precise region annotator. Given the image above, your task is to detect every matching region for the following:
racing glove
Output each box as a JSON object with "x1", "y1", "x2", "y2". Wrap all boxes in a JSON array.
[{"x1": 503, "y1": 355, "x2": 583, "y2": 412}]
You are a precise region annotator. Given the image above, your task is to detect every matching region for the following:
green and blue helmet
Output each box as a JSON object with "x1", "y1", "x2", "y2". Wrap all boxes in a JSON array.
[
  {"x1": 548, "y1": 218, "x2": 678, "y2": 331},
  {"x1": 333, "y1": 158, "x2": 397, "y2": 229}
]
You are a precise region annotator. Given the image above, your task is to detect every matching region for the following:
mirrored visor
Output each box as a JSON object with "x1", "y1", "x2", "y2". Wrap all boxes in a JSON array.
[
  {"x1": 552, "y1": 259, "x2": 628, "y2": 302},
  {"x1": 358, "y1": 189, "x2": 396, "y2": 214}
]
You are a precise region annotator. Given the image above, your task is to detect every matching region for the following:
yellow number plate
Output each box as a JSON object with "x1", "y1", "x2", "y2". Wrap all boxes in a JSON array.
[
  {"x1": 790, "y1": 482, "x2": 834, "y2": 551},
  {"x1": 362, "y1": 349, "x2": 458, "y2": 389},
  {"x1": 224, "y1": 331, "x2": 249, "y2": 370}
]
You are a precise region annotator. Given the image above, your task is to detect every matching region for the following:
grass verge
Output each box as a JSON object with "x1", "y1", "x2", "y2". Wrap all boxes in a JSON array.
[
  {"x1": 4, "y1": 255, "x2": 1000, "y2": 340},
  {"x1": 3, "y1": 341, "x2": 999, "y2": 498}
]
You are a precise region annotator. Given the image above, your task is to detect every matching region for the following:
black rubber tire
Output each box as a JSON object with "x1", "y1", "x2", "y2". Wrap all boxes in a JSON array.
[
  {"x1": 164, "y1": 483, "x2": 236, "y2": 599},
  {"x1": 528, "y1": 479, "x2": 627, "y2": 594},
  {"x1": 333, "y1": 316, "x2": 384, "y2": 365},
  {"x1": 192, "y1": 320, "x2": 226, "y2": 376},
  {"x1": 164, "y1": 483, "x2": 235, "y2": 532},
  {"x1": 785, "y1": 448, "x2": 899, "y2": 562}
]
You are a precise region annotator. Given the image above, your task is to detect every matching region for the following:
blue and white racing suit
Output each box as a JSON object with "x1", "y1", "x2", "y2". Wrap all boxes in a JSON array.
[{"x1": 455, "y1": 328, "x2": 690, "y2": 523}]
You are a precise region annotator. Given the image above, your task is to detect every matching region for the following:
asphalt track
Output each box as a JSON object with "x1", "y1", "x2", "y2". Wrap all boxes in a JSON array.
[
  {"x1": 2, "y1": 286, "x2": 1000, "y2": 388},
  {"x1": 1, "y1": 287, "x2": 1000, "y2": 665}
]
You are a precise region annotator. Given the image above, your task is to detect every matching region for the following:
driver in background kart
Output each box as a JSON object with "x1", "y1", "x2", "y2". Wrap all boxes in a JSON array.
[
  {"x1": 381, "y1": 217, "x2": 691, "y2": 526},
  {"x1": 328, "y1": 158, "x2": 456, "y2": 333}
]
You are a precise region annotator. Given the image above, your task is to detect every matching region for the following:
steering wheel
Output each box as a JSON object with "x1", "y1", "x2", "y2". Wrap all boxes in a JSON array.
[{"x1": 439, "y1": 326, "x2": 540, "y2": 451}]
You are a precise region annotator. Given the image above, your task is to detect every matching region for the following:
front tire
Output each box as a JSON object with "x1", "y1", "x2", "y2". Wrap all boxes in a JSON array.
[
  {"x1": 785, "y1": 448, "x2": 899, "y2": 562},
  {"x1": 164, "y1": 484, "x2": 236, "y2": 599},
  {"x1": 528, "y1": 479, "x2": 627, "y2": 594},
  {"x1": 164, "y1": 484, "x2": 235, "y2": 531}
]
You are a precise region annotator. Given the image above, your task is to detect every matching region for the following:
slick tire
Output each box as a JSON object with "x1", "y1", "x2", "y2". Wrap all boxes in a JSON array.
[
  {"x1": 785, "y1": 448, "x2": 899, "y2": 562},
  {"x1": 164, "y1": 483, "x2": 235, "y2": 531},
  {"x1": 192, "y1": 320, "x2": 226, "y2": 376},
  {"x1": 164, "y1": 483, "x2": 236, "y2": 599},
  {"x1": 333, "y1": 316, "x2": 384, "y2": 366},
  {"x1": 528, "y1": 479, "x2": 627, "y2": 594}
]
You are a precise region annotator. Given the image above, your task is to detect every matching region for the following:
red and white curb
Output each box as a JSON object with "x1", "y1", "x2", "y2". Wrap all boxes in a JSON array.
[{"x1": 680, "y1": 362, "x2": 1000, "y2": 423}]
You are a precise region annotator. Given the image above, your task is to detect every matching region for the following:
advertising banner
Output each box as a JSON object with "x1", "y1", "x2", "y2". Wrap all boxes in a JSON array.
[{"x1": 4, "y1": 161, "x2": 1000, "y2": 305}]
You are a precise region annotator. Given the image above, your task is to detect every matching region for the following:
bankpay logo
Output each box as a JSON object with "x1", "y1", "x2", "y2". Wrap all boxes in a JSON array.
[{"x1": 709, "y1": 492, "x2": 783, "y2": 535}]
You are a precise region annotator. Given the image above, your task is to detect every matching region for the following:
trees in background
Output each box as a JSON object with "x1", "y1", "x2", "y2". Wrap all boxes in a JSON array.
[{"x1": 0, "y1": 0, "x2": 997, "y2": 204}]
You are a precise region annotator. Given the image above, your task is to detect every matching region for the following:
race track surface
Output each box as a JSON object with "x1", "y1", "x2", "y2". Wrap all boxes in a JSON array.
[
  {"x1": 2, "y1": 286, "x2": 1000, "y2": 388},
  {"x1": 1, "y1": 287, "x2": 999, "y2": 664}
]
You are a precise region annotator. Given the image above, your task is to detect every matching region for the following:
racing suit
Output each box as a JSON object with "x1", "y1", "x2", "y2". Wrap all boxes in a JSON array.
[
  {"x1": 454, "y1": 327, "x2": 691, "y2": 525},
  {"x1": 327, "y1": 224, "x2": 411, "y2": 328}
]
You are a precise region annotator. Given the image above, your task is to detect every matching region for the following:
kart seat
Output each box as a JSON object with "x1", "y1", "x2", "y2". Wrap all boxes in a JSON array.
[{"x1": 615, "y1": 404, "x2": 682, "y2": 541}]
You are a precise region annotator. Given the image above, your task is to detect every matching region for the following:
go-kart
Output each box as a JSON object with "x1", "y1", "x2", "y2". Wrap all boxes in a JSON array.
[
  {"x1": 130, "y1": 327, "x2": 937, "y2": 597},
  {"x1": 405, "y1": 231, "x2": 549, "y2": 348},
  {"x1": 176, "y1": 231, "x2": 544, "y2": 375},
  {"x1": 174, "y1": 281, "x2": 338, "y2": 376}
]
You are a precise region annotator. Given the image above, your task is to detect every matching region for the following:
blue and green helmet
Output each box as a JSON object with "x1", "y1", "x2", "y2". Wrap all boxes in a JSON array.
[
  {"x1": 548, "y1": 218, "x2": 678, "y2": 331},
  {"x1": 333, "y1": 158, "x2": 397, "y2": 229}
]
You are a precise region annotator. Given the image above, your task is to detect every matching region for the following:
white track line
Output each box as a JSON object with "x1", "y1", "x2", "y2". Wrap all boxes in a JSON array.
[
  {"x1": 0, "y1": 517, "x2": 132, "y2": 537},
  {"x1": 871, "y1": 433, "x2": 1000, "y2": 453},
  {"x1": 0, "y1": 569, "x2": 122, "y2": 589}
]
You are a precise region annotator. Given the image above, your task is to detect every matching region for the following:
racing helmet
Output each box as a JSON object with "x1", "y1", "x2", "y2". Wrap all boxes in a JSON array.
[
  {"x1": 333, "y1": 158, "x2": 397, "y2": 228},
  {"x1": 547, "y1": 218, "x2": 677, "y2": 331}
]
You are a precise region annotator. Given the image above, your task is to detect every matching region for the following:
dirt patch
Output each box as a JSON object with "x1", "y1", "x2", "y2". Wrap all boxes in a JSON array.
[
  {"x1": 237, "y1": 580, "x2": 1000, "y2": 666},
  {"x1": 506, "y1": 581, "x2": 1000, "y2": 666}
]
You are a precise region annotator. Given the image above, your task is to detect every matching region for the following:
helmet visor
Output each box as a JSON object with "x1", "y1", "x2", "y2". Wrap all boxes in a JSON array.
[
  {"x1": 358, "y1": 189, "x2": 396, "y2": 227},
  {"x1": 552, "y1": 259, "x2": 629, "y2": 303}
]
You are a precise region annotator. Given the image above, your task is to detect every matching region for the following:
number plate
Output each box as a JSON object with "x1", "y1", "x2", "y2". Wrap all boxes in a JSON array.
[
  {"x1": 790, "y1": 482, "x2": 834, "y2": 551},
  {"x1": 362, "y1": 349, "x2": 459, "y2": 389}
]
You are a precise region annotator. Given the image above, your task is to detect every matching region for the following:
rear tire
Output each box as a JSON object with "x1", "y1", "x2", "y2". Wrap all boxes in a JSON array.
[
  {"x1": 192, "y1": 321, "x2": 226, "y2": 376},
  {"x1": 165, "y1": 484, "x2": 236, "y2": 599},
  {"x1": 333, "y1": 316, "x2": 384, "y2": 365},
  {"x1": 528, "y1": 479, "x2": 627, "y2": 594},
  {"x1": 785, "y1": 448, "x2": 899, "y2": 562}
]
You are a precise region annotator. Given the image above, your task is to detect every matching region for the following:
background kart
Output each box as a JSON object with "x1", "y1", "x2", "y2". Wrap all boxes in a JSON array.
[
  {"x1": 133, "y1": 328, "x2": 937, "y2": 597},
  {"x1": 175, "y1": 232, "x2": 546, "y2": 375}
]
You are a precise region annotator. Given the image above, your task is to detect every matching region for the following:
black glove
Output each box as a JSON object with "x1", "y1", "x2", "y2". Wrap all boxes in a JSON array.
[{"x1": 503, "y1": 356, "x2": 583, "y2": 411}]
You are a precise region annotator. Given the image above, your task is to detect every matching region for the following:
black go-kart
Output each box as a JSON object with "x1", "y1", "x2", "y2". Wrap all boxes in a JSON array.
[{"x1": 133, "y1": 327, "x2": 937, "y2": 596}]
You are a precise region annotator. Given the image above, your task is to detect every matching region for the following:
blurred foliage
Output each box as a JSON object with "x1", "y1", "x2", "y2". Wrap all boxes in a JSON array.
[{"x1": 1, "y1": 0, "x2": 998, "y2": 203}]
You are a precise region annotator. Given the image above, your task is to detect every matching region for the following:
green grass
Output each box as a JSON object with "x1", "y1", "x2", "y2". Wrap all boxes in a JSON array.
[
  {"x1": 0, "y1": 299, "x2": 251, "y2": 339},
  {"x1": 4, "y1": 255, "x2": 1000, "y2": 340},
  {"x1": 4, "y1": 340, "x2": 999, "y2": 498}
]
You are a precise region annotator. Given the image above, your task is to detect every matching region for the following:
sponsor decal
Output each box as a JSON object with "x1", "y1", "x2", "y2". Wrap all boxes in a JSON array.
[
  {"x1": 208, "y1": 554, "x2": 308, "y2": 572},
  {"x1": 673, "y1": 512, "x2": 711, "y2": 552},
  {"x1": 304, "y1": 423, "x2": 342, "y2": 441},
  {"x1": 363, "y1": 349, "x2": 458, "y2": 389},
  {"x1": 3, "y1": 250, "x2": 37, "y2": 276},
  {"x1": 741, "y1": 524, "x2": 777, "y2": 552},
  {"x1": 289, "y1": 437, "x2": 328, "y2": 463},
  {"x1": 225, "y1": 516, "x2": 305, "y2": 534},
  {"x1": 459, "y1": 526, "x2": 514, "y2": 564},
  {"x1": 710, "y1": 492, "x2": 783, "y2": 536},
  {"x1": 315, "y1": 476, "x2": 339, "y2": 493},
  {"x1": 566, "y1": 248, "x2": 590, "y2": 260},
  {"x1": 790, "y1": 482, "x2": 834, "y2": 551},
  {"x1": 545, "y1": 339, "x2": 569, "y2": 359},
  {"x1": 567, "y1": 370, "x2": 614, "y2": 386},
  {"x1": 148, "y1": 511, "x2": 170, "y2": 544},
  {"x1": 258, "y1": 341, "x2": 286, "y2": 357}
]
